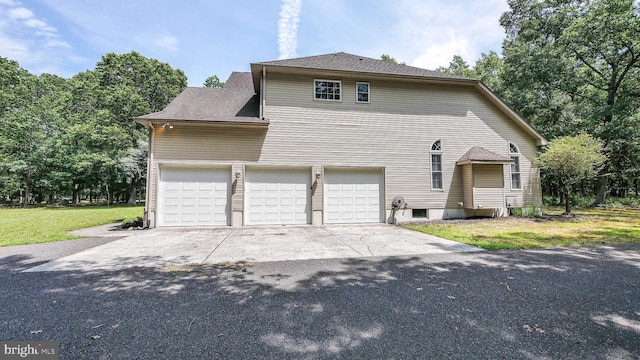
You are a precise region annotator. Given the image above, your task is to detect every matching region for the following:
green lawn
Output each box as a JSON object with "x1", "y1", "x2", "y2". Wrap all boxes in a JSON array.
[
  {"x1": 406, "y1": 208, "x2": 640, "y2": 250},
  {"x1": 0, "y1": 206, "x2": 144, "y2": 246}
]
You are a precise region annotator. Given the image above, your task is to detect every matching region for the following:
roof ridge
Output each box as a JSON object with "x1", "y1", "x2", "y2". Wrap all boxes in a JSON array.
[{"x1": 252, "y1": 51, "x2": 470, "y2": 80}]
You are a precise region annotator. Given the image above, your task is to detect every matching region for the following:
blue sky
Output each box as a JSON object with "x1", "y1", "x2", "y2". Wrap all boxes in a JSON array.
[{"x1": 1, "y1": 0, "x2": 510, "y2": 86}]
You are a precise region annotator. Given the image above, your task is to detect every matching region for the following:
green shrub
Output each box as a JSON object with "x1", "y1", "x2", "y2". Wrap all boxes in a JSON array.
[
  {"x1": 543, "y1": 194, "x2": 640, "y2": 209},
  {"x1": 121, "y1": 216, "x2": 144, "y2": 229}
]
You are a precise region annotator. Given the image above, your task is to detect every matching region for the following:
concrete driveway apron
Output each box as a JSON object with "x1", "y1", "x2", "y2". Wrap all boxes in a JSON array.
[{"x1": 25, "y1": 224, "x2": 481, "y2": 272}]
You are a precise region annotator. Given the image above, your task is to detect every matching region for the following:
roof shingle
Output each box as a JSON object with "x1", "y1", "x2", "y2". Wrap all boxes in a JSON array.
[
  {"x1": 252, "y1": 52, "x2": 470, "y2": 80},
  {"x1": 457, "y1": 146, "x2": 513, "y2": 164},
  {"x1": 136, "y1": 72, "x2": 263, "y2": 124}
]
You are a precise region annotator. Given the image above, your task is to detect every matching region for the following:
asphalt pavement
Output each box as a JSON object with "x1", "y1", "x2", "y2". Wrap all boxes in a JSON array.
[{"x1": 1, "y1": 239, "x2": 639, "y2": 359}]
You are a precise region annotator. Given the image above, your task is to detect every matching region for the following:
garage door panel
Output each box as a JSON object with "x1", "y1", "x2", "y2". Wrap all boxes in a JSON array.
[
  {"x1": 165, "y1": 183, "x2": 180, "y2": 192},
  {"x1": 198, "y1": 198, "x2": 211, "y2": 206},
  {"x1": 182, "y1": 197, "x2": 196, "y2": 206},
  {"x1": 198, "y1": 213, "x2": 211, "y2": 222},
  {"x1": 245, "y1": 169, "x2": 310, "y2": 225},
  {"x1": 165, "y1": 197, "x2": 179, "y2": 207},
  {"x1": 324, "y1": 169, "x2": 383, "y2": 224},
  {"x1": 159, "y1": 167, "x2": 229, "y2": 226}
]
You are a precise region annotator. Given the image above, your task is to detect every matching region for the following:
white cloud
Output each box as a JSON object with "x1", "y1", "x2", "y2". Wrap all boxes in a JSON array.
[
  {"x1": 153, "y1": 33, "x2": 179, "y2": 52},
  {"x1": 8, "y1": 6, "x2": 32, "y2": 19},
  {"x1": 45, "y1": 39, "x2": 70, "y2": 48},
  {"x1": 391, "y1": 0, "x2": 509, "y2": 70},
  {"x1": 412, "y1": 32, "x2": 471, "y2": 70},
  {"x1": 277, "y1": 0, "x2": 302, "y2": 59},
  {"x1": 0, "y1": 33, "x2": 29, "y2": 60},
  {"x1": 0, "y1": 0, "x2": 75, "y2": 76}
]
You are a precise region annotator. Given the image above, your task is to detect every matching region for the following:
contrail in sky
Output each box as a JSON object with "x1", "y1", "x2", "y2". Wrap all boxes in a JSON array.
[{"x1": 277, "y1": 0, "x2": 302, "y2": 59}]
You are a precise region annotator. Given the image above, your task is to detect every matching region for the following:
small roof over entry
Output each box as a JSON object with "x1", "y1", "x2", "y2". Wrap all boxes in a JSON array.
[{"x1": 456, "y1": 146, "x2": 514, "y2": 165}]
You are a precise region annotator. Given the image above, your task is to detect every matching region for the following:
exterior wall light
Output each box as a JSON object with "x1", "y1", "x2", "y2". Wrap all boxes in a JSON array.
[
  {"x1": 162, "y1": 123, "x2": 173, "y2": 129},
  {"x1": 234, "y1": 170, "x2": 242, "y2": 179},
  {"x1": 314, "y1": 170, "x2": 322, "y2": 180}
]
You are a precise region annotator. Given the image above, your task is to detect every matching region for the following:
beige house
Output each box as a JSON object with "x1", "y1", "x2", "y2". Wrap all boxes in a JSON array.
[{"x1": 135, "y1": 52, "x2": 547, "y2": 228}]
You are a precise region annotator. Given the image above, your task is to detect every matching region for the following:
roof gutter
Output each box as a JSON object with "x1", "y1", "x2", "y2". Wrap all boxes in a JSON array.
[
  {"x1": 260, "y1": 66, "x2": 266, "y2": 120},
  {"x1": 133, "y1": 118, "x2": 268, "y2": 127},
  {"x1": 143, "y1": 122, "x2": 155, "y2": 228},
  {"x1": 456, "y1": 159, "x2": 514, "y2": 166}
]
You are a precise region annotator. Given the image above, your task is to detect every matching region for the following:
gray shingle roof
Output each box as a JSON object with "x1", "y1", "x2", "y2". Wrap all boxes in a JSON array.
[
  {"x1": 252, "y1": 52, "x2": 469, "y2": 80},
  {"x1": 136, "y1": 72, "x2": 264, "y2": 124},
  {"x1": 457, "y1": 146, "x2": 513, "y2": 164}
]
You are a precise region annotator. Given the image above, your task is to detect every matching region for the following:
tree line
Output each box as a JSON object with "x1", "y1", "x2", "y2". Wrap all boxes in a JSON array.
[
  {"x1": 0, "y1": 52, "x2": 188, "y2": 206},
  {"x1": 435, "y1": 0, "x2": 640, "y2": 205},
  {"x1": 2, "y1": 0, "x2": 638, "y2": 208}
]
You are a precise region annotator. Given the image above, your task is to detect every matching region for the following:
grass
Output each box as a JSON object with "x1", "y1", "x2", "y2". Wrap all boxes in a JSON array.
[
  {"x1": 0, "y1": 205, "x2": 144, "y2": 246},
  {"x1": 406, "y1": 207, "x2": 640, "y2": 250}
]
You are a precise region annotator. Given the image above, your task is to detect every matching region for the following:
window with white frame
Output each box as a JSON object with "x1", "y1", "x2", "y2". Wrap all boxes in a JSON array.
[
  {"x1": 314, "y1": 80, "x2": 341, "y2": 101},
  {"x1": 509, "y1": 142, "x2": 521, "y2": 189},
  {"x1": 431, "y1": 140, "x2": 443, "y2": 190},
  {"x1": 356, "y1": 82, "x2": 370, "y2": 103}
]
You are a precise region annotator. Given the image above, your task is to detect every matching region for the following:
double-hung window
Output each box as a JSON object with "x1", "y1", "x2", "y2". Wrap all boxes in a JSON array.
[
  {"x1": 314, "y1": 80, "x2": 341, "y2": 101},
  {"x1": 356, "y1": 82, "x2": 370, "y2": 103},
  {"x1": 431, "y1": 140, "x2": 443, "y2": 190},
  {"x1": 509, "y1": 142, "x2": 521, "y2": 190}
]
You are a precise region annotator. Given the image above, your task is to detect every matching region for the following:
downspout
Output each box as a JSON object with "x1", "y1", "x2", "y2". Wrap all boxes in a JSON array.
[
  {"x1": 143, "y1": 122, "x2": 155, "y2": 228},
  {"x1": 261, "y1": 66, "x2": 266, "y2": 119}
]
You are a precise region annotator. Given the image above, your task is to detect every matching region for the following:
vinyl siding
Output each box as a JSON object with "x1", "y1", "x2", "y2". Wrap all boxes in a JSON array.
[
  {"x1": 474, "y1": 188, "x2": 506, "y2": 209},
  {"x1": 148, "y1": 72, "x2": 541, "y2": 215},
  {"x1": 263, "y1": 72, "x2": 537, "y2": 210},
  {"x1": 473, "y1": 165, "x2": 505, "y2": 209},
  {"x1": 462, "y1": 164, "x2": 473, "y2": 208},
  {"x1": 473, "y1": 165, "x2": 503, "y2": 188}
]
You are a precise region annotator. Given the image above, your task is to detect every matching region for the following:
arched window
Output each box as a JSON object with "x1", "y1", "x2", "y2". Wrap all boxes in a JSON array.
[
  {"x1": 509, "y1": 142, "x2": 521, "y2": 189},
  {"x1": 431, "y1": 140, "x2": 443, "y2": 189}
]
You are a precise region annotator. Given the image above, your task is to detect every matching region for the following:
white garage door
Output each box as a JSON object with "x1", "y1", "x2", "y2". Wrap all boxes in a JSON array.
[
  {"x1": 245, "y1": 169, "x2": 310, "y2": 225},
  {"x1": 324, "y1": 169, "x2": 383, "y2": 224},
  {"x1": 159, "y1": 167, "x2": 230, "y2": 226}
]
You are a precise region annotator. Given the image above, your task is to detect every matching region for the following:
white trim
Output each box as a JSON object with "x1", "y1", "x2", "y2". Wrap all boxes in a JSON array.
[
  {"x1": 355, "y1": 81, "x2": 370, "y2": 103},
  {"x1": 157, "y1": 165, "x2": 232, "y2": 227},
  {"x1": 313, "y1": 79, "x2": 342, "y2": 102},
  {"x1": 323, "y1": 167, "x2": 385, "y2": 224},
  {"x1": 244, "y1": 167, "x2": 312, "y2": 225},
  {"x1": 430, "y1": 140, "x2": 443, "y2": 190},
  {"x1": 509, "y1": 142, "x2": 522, "y2": 190}
]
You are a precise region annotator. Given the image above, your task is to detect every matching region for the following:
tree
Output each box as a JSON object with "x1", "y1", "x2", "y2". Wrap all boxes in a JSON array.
[
  {"x1": 473, "y1": 51, "x2": 504, "y2": 94},
  {"x1": 0, "y1": 71, "x2": 68, "y2": 206},
  {"x1": 0, "y1": 53, "x2": 187, "y2": 206},
  {"x1": 436, "y1": 55, "x2": 477, "y2": 78},
  {"x1": 380, "y1": 54, "x2": 405, "y2": 65},
  {"x1": 203, "y1": 75, "x2": 224, "y2": 88},
  {"x1": 537, "y1": 134, "x2": 607, "y2": 214},
  {"x1": 94, "y1": 52, "x2": 187, "y2": 203},
  {"x1": 500, "y1": 0, "x2": 640, "y2": 205}
]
